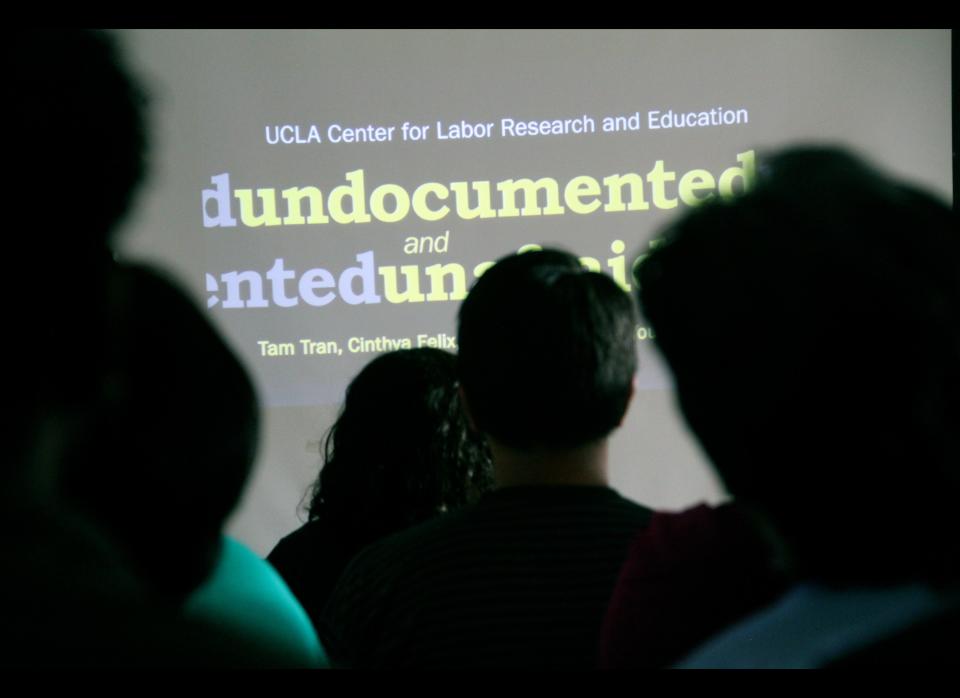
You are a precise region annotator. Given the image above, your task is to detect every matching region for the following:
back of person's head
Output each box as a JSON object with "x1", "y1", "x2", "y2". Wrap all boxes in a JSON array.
[
  {"x1": 457, "y1": 248, "x2": 637, "y2": 452},
  {"x1": 637, "y1": 146, "x2": 960, "y2": 585},
  {"x1": 59, "y1": 264, "x2": 258, "y2": 598},
  {"x1": 9, "y1": 29, "x2": 149, "y2": 497},
  {"x1": 13, "y1": 29, "x2": 148, "y2": 248},
  {"x1": 307, "y1": 348, "x2": 493, "y2": 549}
]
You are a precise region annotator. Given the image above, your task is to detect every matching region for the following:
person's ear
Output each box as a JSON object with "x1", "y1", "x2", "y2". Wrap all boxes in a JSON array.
[{"x1": 458, "y1": 384, "x2": 480, "y2": 432}]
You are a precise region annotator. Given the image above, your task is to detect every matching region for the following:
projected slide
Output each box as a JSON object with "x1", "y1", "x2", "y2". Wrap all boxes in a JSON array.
[{"x1": 121, "y1": 30, "x2": 953, "y2": 409}]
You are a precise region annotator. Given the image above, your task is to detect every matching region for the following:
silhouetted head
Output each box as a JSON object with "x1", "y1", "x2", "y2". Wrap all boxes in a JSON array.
[
  {"x1": 307, "y1": 348, "x2": 493, "y2": 549},
  {"x1": 60, "y1": 265, "x2": 258, "y2": 599},
  {"x1": 637, "y1": 146, "x2": 960, "y2": 585},
  {"x1": 457, "y1": 248, "x2": 637, "y2": 452},
  {"x1": 10, "y1": 30, "x2": 150, "y2": 492},
  {"x1": 13, "y1": 29, "x2": 148, "y2": 248},
  {"x1": 8, "y1": 30, "x2": 254, "y2": 609}
]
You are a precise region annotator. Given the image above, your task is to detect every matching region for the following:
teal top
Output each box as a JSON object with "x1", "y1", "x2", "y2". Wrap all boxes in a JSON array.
[{"x1": 185, "y1": 536, "x2": 328, "y2": 668}]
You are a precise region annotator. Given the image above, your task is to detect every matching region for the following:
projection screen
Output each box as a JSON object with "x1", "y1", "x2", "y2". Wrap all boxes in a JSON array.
[{"x1": 114, "y1": 30, "x2": 953, "y2": 554}]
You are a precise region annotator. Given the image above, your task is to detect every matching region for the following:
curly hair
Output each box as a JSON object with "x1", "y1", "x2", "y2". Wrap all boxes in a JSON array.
[{"x1": 306, "y1": 348, "x2": 493, "y2": 549}]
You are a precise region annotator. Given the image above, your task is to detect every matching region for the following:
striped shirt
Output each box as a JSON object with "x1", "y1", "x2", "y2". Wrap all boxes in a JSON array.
[{"x1": 320, "y1": 485, "x2": 652, "y2": 669}]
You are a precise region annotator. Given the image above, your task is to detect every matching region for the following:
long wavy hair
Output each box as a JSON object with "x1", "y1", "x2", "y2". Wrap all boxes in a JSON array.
[{"x1": 306, "y1": 348, "x2": 493, "y2": 549}]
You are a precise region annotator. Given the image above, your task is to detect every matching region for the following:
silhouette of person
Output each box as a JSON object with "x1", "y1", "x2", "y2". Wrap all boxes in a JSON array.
[
  {"x1": 4, "y1": 30, "x2": 324, "y2": 667},
  {"x1": 635, "y1": 146, "x2": 960, "y2": 668},
  {"x1": 321, "y1": 249, "x2": 654, "y2": 669},
  {"x1": 268, "y1": 347, "x2": 494, "y2": 633}
]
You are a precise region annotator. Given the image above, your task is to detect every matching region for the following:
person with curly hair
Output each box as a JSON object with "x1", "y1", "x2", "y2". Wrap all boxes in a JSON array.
[{"x1": 268, "y1": 348, "x2": 494, "y2": 632}]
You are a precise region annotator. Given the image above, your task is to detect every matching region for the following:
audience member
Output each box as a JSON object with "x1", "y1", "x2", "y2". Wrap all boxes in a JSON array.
[
  {"x1": 10, "y1": 28, "x2": 148, "y2": 512},
  {"x1": 4, "y1": 30, "x2": 324, "y2": 667},
  {"x1": 635, "y1": 146, "x2": 960, "y2": 668},
  {"x1": 320, "y1": 249, "x2": 654, "y2": 669},
  {"x1": 599, "y1": 502, "x2": 787, "y2": 668},
  {"x1": 268, "y1": 348, "x2": 494, "y2": 632},
  {"x1": 58, "y1": 263, "x2": 257, "y2": 598}
]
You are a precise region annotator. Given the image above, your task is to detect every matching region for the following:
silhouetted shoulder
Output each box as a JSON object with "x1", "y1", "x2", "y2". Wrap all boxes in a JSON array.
[{"x1": 322, "y1": 486, "x2": 653, "y2": 669}]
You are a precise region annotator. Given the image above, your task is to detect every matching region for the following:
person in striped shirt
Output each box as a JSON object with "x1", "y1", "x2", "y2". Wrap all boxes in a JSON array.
[{"x1": 320, "y1": 248, "x2": 654, "y2": 669}]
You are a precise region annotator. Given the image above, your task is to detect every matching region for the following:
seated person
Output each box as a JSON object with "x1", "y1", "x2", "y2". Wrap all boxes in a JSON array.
[
  {"x1": 267, "y1": 348, "x2": 494, "y2": 632},
  {"x1": 61, "y1": 264, "x2": 326, "y2": 667},
  {"x1": 635, "y1": 146, "x2": 960, "y2": 668},
  {"x1": 57, "y1": 264, "x2": 257, "y2": 599},
  {"x1": 599, "y1": 501, "x2": 787, "y2": 669},
  {"x1": 6, "y1": 29, "x2": 323, "y2": 667},
  {"x1": 321, "y1": 249, "x2": 654, "y2": 669}
]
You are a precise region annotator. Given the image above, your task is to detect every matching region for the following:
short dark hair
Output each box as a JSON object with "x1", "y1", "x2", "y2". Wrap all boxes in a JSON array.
[
  {"x1": 637, "y1": 146, "x2": 960, "y2": 584},
  {"x1": 457, "y1": 248, "x2": 637, "y2": 451},
  {"x1": 13, "y1": 29, "x2": 149, "y2": 246}
]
